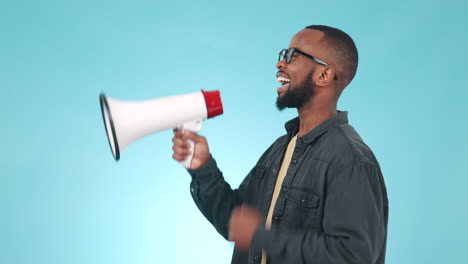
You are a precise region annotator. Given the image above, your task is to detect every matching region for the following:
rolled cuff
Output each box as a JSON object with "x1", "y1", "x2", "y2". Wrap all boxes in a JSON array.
[{"x1": 187, "y1": 155, "x2": 222, "y2": 183}]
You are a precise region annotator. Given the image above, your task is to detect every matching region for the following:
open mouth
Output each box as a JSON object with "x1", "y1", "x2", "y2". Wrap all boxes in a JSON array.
[
  {"x1": 277, "y1": 76, "x2": 291, "y2": 86},
  {"x1": 277, "y1": 75, "x2": 291, "y2": 95}
]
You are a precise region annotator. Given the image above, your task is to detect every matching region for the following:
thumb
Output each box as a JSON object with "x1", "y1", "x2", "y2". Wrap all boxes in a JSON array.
[{"x1": 181, "y1": 131, "x2": 204, "y2": 143}]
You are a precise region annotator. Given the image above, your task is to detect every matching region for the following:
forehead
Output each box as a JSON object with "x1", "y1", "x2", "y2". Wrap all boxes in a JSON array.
[{"x1": 288, "y1": 29, "x2": 326, "y2": 54}]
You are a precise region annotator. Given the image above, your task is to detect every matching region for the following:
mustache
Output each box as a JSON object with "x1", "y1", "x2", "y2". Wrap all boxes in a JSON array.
[{"x1": 276, "y1": 70, "x2": 290, "y2": 78}]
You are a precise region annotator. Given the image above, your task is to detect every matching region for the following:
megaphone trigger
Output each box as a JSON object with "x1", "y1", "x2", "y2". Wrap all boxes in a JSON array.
[{"x1": 178, "y1": 120, "x2": 203, "y2": 133}]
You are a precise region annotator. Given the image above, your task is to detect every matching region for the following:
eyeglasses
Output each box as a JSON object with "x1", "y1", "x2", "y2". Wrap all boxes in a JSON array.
[
  {"x1": 279, "y1": 47, "x2": 329, "y2": 65},
  {"x1": 278, "y1": 48, "x2": 338, "y2": 80}
]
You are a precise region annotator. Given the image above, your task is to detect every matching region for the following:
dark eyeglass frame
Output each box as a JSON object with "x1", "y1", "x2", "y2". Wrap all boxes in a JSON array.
[{"x1": 278, "y1": 47, "x2": 338, "y2": 80}]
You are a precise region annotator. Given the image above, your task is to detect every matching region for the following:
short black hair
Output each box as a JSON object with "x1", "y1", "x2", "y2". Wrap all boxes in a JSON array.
[{"x1": 305, "y1": 25, "x2": 359, "y2": 86}]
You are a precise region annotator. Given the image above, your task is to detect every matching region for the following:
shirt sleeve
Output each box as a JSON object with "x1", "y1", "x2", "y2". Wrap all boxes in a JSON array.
[
  {"x1": 188, "y1": 156, "x2": 258, "y2": 240},
  {"x1": 251, "y1": 161, "x2": 388, "y2": 264}
]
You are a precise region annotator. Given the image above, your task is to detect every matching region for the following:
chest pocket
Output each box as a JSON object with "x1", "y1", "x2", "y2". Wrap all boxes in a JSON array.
[{"x1": 283, "y1": 186, "x2": 320, "y2": 229}]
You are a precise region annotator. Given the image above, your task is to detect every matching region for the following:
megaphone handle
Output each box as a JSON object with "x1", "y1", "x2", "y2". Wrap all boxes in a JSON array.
[{"x1": 178, "y1": 120, "x2": 203, "y2": 169}]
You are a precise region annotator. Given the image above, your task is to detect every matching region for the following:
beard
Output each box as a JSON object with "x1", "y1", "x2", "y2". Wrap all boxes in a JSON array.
[{"x1": 276, "y1": 71, "x2": 314, "y2": 111}]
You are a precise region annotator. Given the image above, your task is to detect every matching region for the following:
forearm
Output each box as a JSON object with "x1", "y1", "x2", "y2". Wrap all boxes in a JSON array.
[{"x1": 188, "y1": 156, "x2": 243, "y2": 239}]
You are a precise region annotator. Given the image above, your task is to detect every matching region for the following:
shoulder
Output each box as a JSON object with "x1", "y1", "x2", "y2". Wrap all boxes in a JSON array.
[{"x1": 317, "y1": 122, "x2": 381, "y2": 170}]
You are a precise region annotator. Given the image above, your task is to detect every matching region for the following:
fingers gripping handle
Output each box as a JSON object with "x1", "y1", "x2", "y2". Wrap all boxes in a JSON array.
[
  {"x1": 181, "y1": 139, "x2": 195, "y2": 169},
  {"x1": 178, "y1": 120, "x2": 203, "y2": 168}
]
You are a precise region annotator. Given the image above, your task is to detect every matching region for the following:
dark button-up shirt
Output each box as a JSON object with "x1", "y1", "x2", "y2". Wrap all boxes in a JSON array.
[{"x1": 188, "y1": 111, "x2": 388, "y2": 264}]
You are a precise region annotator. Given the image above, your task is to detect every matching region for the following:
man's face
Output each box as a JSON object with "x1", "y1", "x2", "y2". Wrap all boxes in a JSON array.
[{"x1": 275, "y1": 29, "x2": 326, "y2": 110}]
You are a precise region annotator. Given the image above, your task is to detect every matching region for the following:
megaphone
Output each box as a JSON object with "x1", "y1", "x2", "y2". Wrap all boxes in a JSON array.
[{"x1": 99, "y1": 90, "x2": 223, "y2": 168}]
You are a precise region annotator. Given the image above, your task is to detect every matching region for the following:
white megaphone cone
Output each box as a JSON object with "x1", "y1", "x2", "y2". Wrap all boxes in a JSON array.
[{"x1": 99, "y1": 90, "x2": 223, "y2": 168}]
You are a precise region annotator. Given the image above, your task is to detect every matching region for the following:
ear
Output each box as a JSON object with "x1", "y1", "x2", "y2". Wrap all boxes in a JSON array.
[{"x1": 315, "y1": 66, "x2": 336, "y2": 87}]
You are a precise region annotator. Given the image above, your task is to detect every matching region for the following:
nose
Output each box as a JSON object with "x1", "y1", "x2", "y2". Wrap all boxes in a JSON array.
[{"x1": 276, "y1": 58, "x2": 287, "y2": 70}]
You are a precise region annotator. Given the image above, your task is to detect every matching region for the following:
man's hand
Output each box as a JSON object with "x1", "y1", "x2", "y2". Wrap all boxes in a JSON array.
[
  {"x1": 229, "y1": 205, "x2": 262, "y2": 252},
  {"x1": 172, "y1": 129, "x2": 210, "y2": 170}
]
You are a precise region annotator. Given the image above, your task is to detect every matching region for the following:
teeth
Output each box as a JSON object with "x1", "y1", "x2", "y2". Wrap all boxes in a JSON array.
[{"x1": 277, "y1": 76, "x2": 291, "y2": 83}]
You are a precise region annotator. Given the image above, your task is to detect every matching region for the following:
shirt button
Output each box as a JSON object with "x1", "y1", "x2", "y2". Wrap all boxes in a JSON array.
[
  {"x1": 274, "y1": 216, "x2": 281, "y2": 221},
  {"x1": 254, "y1": 255, "x2": 260, "y2": 262},
  {"x1": 292, "y1": 159, "x2": 297, "y2": 164},
  {"x1": 190, "y1": 187, "x2": 195, "y2": 193}
]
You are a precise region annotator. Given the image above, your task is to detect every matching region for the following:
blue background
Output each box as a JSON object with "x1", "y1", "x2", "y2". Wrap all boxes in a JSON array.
[{"x1": 2, "y1": 0, "x2": 467, "y2": 263}]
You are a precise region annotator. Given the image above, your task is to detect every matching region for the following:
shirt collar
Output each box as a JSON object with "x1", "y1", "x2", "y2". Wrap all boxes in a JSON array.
[{"x1": 284, "y1": 111, "x2": 349, "y2": 144}]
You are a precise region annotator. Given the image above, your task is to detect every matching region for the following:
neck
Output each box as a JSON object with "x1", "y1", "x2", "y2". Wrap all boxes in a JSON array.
[{"x1": 296, "y1": 97, "x2": 337, "y2": 138}]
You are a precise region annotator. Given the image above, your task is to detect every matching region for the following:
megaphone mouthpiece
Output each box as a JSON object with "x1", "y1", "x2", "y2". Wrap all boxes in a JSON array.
[{"x1": 201, "y1": 90, "x2": 223, "y2": 118}]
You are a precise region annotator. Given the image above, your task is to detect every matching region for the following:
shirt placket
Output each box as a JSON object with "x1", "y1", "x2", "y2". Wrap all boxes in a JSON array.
[{"x1": 270, "y1": 137, "x2": 307, "y2": 227}]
